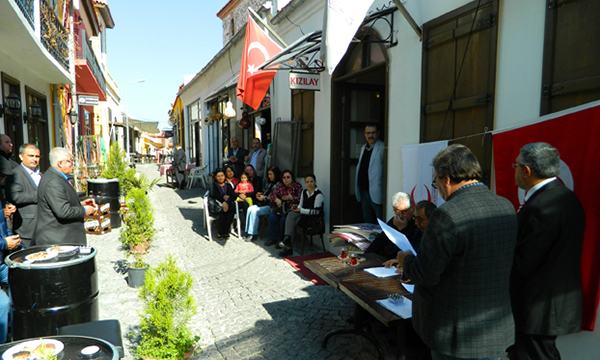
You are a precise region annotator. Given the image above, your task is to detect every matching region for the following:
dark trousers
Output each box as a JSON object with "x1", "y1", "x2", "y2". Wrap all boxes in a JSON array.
[
  {"x1": 360, "y1": 189, "x2": 382, "y2": 224},
  {"x1": 511, "y1": 332, "x2": 560, "y2": 360},
  {"x1": 175, "y1": 169, "x2": 185, "y2": 189},
  {"x1": 267, "y1": 213, "x2": 286, "y2": 241},
  {"x1": 215, "y1": 210, "x2": 235, "y2": 236}
]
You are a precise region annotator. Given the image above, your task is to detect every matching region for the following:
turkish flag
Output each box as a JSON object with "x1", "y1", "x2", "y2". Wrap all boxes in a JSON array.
[
  {"x1": 493, "y1": 105, "x2": 600, "y2": 330},
  {"x1": 237, "y1": 16, "x2": 283, "y2": 110}
]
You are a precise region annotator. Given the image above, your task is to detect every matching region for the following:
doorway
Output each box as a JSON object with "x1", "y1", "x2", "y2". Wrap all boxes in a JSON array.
[{"x1": 330, "y1": 36, "x2": 388, "y2": 226}]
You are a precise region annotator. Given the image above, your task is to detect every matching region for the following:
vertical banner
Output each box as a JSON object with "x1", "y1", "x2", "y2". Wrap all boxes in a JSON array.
[
  {"x1": 493, "y1": 105, "x2": 600, "y2": 330},
  {"x1": 321, "y1": 0, "x2": 375, "y2": 75},
  {"x1": 401, "y1": 141, "x2": 448, "y2": 206},
  {"x1": 237, "y1": 16, "x2": 283, "y2": 110}
]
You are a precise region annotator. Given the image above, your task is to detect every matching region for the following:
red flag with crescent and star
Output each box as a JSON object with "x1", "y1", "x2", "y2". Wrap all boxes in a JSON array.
[{"x1": 237, "y1": 16, "x2": 283, "y2": 110}]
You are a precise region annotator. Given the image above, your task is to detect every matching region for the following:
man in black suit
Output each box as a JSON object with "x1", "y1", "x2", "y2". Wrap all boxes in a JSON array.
[
  {"x1": 397, "y1": 144, "x2": 517, "y2": 359},
  {"x1": 172, "y1": 144, "x2": 186, "y2": 190},
  {"x1": 0, "y1": 134, "x2": 18, "y2": 221},
  {"x1": 227, "y1": 137, "x2": 248, "y2": 178},
  {"x1": 510, "y1": 142, "x2": 585, "y2": 360},
  {"x1": 33, "y1": 147, "x2": 96, "y2": 246},
  {"x1": 8, "y1": 144, "x2": 42, "y2": 247}
]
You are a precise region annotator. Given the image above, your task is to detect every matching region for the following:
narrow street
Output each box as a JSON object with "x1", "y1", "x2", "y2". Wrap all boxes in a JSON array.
[{"x1": 88, "y1": 164, "x2": 397, "y2": 359}]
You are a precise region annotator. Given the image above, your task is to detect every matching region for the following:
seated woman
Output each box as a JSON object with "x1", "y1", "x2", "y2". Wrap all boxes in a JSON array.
[
  {"x1": 266, "y1": 169, "x2": 302, "y2": 247},
  {"x1": 224, "y1": 165, "x2": 239, "y2": 189},
  {"x1": 235, "y1": 173, "x2": 254, "y2": 206},
  {"x1": 244, "y1": 166, "x2": 280, "y2": 242},
  {"x1": 210, "y1": 168, "x2": 236, "y2": 240},
  {"x1": 278, "y1": 174, "x2": 324, "y2": 257}
]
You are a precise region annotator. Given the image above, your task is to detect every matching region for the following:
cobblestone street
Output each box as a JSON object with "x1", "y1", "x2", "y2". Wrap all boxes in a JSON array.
[{"x1": 88, "y1": 164, "x2": 398, "y2": 360}]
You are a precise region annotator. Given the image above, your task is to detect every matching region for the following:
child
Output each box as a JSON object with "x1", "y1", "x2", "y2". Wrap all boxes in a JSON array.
[{"x1": 235, "y1": 173, "x2": 254, "y2": 206}]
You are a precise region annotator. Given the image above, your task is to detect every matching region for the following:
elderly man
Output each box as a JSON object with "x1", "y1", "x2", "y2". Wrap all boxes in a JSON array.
[
  {"x1": 172, "y1": 144, "x2": 186, "y2": 190},
  {"x1": 510, "y1": 142, "x2": 585, "y2": 360},
  {"x1": 227, "y1": 137, "x2": 248, "y2": 177},
  {"x1": 244, "y1": 138, "x2": 267, "y2": 177},
  {"x1": 365, "y1": 192, "x2": 417, "y2": 260},
  {"x1": 355, "y1": 123, "x2": 384, "y2": 223},
  {"x1": 397, "y1": 144, "x2": 517, "y2": 360},
  {"x1": 8, "y1": 144, "x2": 41, "y2": 247},
  {"x1": 33, "y1": 148, "x2": 96, "y2": 245}
]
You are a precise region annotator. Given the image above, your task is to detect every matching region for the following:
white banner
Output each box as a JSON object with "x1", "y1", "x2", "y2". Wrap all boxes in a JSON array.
[
  {"x1": 401, "y1": 141, "x2": 449, "y2": 206},
  {"x1": 322, "y1": 0, "x2": 375, "y2": 75}
]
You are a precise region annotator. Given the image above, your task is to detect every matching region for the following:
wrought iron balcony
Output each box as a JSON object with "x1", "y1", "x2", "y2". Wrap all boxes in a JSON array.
[
  {"x1": 40, "y1": 0, "x2": 70, "y2": 71},
  {"x1": 74, "y1": 28, "x2": 107, "y2": 96},
  {"x1": 14, "y1": 0, "x2": 35, "y2": 28}
]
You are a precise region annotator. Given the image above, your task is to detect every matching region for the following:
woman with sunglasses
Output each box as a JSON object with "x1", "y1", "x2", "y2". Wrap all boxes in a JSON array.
[{"x1": 266, "y1": 170, "x2": 302, "y2": 247}]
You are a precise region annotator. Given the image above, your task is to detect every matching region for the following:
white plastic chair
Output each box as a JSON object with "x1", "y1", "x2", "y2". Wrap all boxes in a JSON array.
[
  {"x1": 187, "y1": 166, "x2": 206, "y2": 188},
  {"x1": 203, "y1": 191, "x2": 242, "y2": 242}
]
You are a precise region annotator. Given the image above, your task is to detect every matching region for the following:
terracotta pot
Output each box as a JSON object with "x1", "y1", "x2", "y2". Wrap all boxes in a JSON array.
[{"x1": 131, "y1": 241, "x2": 150, "y2": 254}]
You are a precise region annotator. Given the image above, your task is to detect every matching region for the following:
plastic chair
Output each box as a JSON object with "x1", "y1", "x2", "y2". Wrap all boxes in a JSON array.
[
  {"x1": 202, "y1": 191, "x2": 242, "y2": 242},
  {"x1": 187, "y1": 166, "x2": 206, "y2": 188},
  {"x1": 58, "y1": 319, "x2": 124, "y2": 358}
]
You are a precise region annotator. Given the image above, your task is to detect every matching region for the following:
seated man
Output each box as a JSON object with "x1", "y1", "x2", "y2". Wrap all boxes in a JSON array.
[
  {"x1": 365, "y1": 192, "x2": 417, "y2": 259},
  {"x1": 384, "y1": 200, "x2": 437, "y2": 268}
]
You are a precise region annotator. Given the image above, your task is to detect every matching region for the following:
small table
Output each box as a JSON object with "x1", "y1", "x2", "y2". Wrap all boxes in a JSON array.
[
  {"x1": 305, "y1": 254, "x2": 412, "y2": 360},
  {"x1": 0, "y1": 335, "x2": 118, "y2": 360}
]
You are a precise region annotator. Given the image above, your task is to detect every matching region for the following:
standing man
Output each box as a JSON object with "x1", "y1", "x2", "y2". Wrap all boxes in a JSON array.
[
  {"x1": 0, "y1": 134, "x2": 18, "y2": 221},
  {"x1": 355, "y1": 123, "x2": 384, "y2": 223},
  {"x1": 397, "y1": 144, "x2": 517, "y2": 360},
  {"x1": 172, "y1": 144, "x2": 186, "y2": 190},
  {"x1": 8, "y1": 144, "x2": 41, "y2": 247},
  {"x1": 34, "y1": 147, "x2": 96, "y2": 246},
  {"x1": 510, "y1": 142, "x2": 585, "y2": 360},
  {"x1": 244, "y1": 138, "x2": 267, "y2": 177},
  {"x1": 227, "y1": 137, "x2": 248, "y2": 178}
]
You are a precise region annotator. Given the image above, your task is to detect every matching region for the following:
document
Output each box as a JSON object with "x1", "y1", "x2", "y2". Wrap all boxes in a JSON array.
[
  {"x1": 377, "y1": 297, "x2": 412, "y2": 319},
  {"x1": 377, "y1": 218, "x2": 417, "y2": 255},
  {"x1": 364, "y1": 266, "x2": 400, "y2": 278}
]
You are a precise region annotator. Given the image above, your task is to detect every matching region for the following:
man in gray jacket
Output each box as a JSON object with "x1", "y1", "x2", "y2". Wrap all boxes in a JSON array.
[{"x1": 397, "y1": 144, "x2": 517, "y2": 360}]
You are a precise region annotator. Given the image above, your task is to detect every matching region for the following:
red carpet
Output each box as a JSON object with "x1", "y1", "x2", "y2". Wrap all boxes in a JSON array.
[{"x1": 283, "y1": 252, "x2": 335, "y2": 285}]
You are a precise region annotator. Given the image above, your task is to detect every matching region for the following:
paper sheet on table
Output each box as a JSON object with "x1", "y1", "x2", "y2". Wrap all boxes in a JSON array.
[
  {"x1": 377, "y1": 298, "x2": 412, "y2": 319},
  {"x1": 364, "y1": 266, "x2": 400, "y2": 278},
  {"x1": 377, "y1": 218, "x2": 417, "y2": 255},
  {"x1": 402, "y1": 283, "x2": 415, "y2": 294}
]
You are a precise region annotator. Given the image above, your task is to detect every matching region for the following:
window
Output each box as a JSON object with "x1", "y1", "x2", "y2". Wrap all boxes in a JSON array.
[
  {"x1": 540, "y1": 0, "x2": 600, "y2": 115},
  {"x1": 420, "y1": 0, "x2": 499, "y2": 184}
]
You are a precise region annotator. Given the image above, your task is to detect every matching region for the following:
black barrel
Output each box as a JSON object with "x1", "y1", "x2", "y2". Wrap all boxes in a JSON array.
[
  {"x1": 7, "y1": 245, "x2": 99, "y2": 340},
  {"x1": 87, "y1": 178, "x2": 121, "y2": 228}
]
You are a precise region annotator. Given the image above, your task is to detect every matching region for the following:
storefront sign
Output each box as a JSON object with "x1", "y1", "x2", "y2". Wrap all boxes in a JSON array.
[
  {"x1": 289, "y1": 73, "x2": 320, "y2": 91},
  {"x1": 78, "y1": 95, "x2": 99, "y2": 106}
]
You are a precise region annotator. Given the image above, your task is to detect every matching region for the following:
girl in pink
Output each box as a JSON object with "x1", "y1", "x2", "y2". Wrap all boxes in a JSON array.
[{"x1": 235, "y1": 173, "x2": 254, "y2": 206}]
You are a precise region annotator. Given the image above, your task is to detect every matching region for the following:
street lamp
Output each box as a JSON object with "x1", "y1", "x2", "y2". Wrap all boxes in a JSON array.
[{"x1": 125, "y1": 79, "x2": 145, "y2": 160}]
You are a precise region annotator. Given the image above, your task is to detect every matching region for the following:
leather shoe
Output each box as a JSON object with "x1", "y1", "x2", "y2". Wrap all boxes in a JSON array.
[
  {"x1": 245, "y1": 235, "x2": 256, "y2": 242},
  {"x1": 279, "y1": 248, "x2": 293, "y2": 257},
  {"x1": 265, "y1": 238, "x2": 278, "y2": 246}
]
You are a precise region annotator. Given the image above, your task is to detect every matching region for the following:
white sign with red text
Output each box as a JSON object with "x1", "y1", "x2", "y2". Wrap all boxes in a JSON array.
[{"x1": 289, "y1": 73, "x2": 320, "y2": 91}]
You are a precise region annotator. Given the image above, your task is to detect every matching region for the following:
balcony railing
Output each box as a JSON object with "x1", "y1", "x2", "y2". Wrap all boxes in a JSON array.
[
  {"x1": 40, "y1": 0, "x2": 70, "y2": 71},
  {"x1": 15, "y1": 0, "x2": 35, "y2": 28},
  {"x1": 74, "y1": 29, "x2": 107, "y2": 94}
]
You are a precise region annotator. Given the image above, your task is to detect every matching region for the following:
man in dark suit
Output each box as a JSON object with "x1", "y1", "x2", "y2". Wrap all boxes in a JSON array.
[
  {"x1": 227, "y1": 137, "x2": 248, "y2": 178},
  {"x1": 244, "y1": 138, "x2": 267, "y2": 177},
  {"x1": 0, "y1": 134, "x2": 18, "y2": 221},
  {"x1": 8, "y1": 144, "x2": 42, "y2": 247},
  {"x1": 172, "y1": 144, "x2": 186, "y2": 190},
  {"x1": 397, "y1": 144, "x2": 517, "y2": 360},
  {"x1": 33, "y1": 147, "x2": 96, "y2": 246},
  {"x1": 510, "y1": 142, "x2": 585, "y2": 360}
]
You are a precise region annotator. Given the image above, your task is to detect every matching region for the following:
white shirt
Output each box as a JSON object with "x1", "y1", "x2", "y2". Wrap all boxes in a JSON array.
[
  {"x1": 23, "y1": 164, "x2": 41, "y2": 186},
  {"x1": 524, "y1": 177, "x2": 556, "y2": 202}
]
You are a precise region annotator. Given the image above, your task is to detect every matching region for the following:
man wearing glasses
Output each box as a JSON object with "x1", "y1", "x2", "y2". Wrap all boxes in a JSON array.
[
  {"x1": 397, "y1": 144, "x2": 517, "y2": 360},
  {"x1": 365, "y1": 192, "x2": 417, "y2": 259},
  {"x1": 355, "y1": 123, "x2": 384, "y2": 223},
  {"x1": 33, "y1": 147, "x2": 96, "y2": 245},
  {"x1": 510, "y1": 142, "x2": 585, "y2": 360}
]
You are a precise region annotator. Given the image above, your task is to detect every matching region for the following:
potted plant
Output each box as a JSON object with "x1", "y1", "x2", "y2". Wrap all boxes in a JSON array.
[
  {"x1": 120, "y1": 188, "x2": 156, "y2": 253},
  {"x1": 127, "y1": 252, "x2": 148, "y2": 288},
  {"x1": 136, "y1": 255, "x2": 199, "y2": 360}
]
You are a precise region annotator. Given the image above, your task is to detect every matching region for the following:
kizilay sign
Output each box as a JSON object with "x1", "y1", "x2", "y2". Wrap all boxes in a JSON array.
[
  {"x1": 289, "y1": 72, "x2": 320, "y2": 91},
  {"x1": 78, "y1": 95, "x2": 99, "y2": 106}
]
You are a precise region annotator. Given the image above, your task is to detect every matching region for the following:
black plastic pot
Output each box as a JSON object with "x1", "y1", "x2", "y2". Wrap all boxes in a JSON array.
[{"x1": 127, "y1": 266, "x2": 147, "y2": 288}]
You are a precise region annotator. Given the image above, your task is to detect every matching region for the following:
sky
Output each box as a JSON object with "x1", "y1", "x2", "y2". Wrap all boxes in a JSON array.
[{"x1": 106, "y1": 1, "x2": 229, "y2": 129}]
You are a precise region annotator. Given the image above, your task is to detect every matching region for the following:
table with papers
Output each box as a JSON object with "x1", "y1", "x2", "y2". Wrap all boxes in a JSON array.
[{"x1": 304, "y1": 253, "x2": 414, "y2": 360}]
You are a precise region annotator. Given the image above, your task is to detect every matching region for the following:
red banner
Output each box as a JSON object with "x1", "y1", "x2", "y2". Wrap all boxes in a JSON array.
[
  {"x1": 236, "y1": 16, "x2": 283, "y2": 110},
  {"x1": 493, "y1": 105, "x2": 600, "y2": 330}
]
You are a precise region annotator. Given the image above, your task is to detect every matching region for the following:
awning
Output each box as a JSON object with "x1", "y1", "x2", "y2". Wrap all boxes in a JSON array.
[
  {"x1": 258, "y1": 30, "x2": 323, "y2": 72},
  {"x1": 143, "y1": 137, "x2": 165, "y2": 149},
  {"x1": 128, "y1": 119, "x2": 159, "y2": 134},
  {"x1": 205, "y1": 73, "x2": 239, "y2": 103}
]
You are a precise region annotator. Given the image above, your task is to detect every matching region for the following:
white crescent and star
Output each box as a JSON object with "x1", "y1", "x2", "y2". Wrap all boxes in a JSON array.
[{"x1": 247, "y1": 42, "x2": 270, "y2": 76}]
